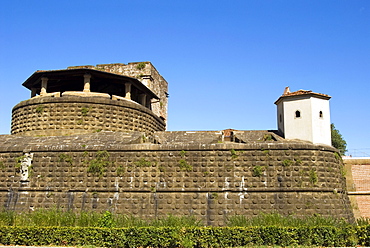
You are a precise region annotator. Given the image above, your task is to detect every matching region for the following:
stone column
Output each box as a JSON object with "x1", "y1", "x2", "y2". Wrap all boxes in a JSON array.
[
  {"x1": 125, "y1": 83, "x2": 132, "y2": 100},
  {"x1": 31, "y1": 88, "x2": 37, "y2": 98},
  {"x1": 139, "y1": 94, "x2": 147, "y2": 106},
  {"x1": 40, "y1": 77, "x2": 48, "y2": 96},
  {"x1": 83, "y1": 74, "x2": 91, "y2": 92}
]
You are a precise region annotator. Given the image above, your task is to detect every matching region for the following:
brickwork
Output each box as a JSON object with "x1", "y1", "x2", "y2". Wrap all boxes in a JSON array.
[
  {"x1": 0, "y1": 132, "x2": 354, "y2": 225},
  {"x1": 344, "y1": 158, "x2": 370, "y2": 218},
  {"x1": 11, "y1": 96, "x2": 165, "y2": 137}
]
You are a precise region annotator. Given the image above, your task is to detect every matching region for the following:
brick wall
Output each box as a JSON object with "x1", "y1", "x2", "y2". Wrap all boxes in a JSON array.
[{"x1": 344, "y1": 158, "x2": 370, "y2": 218}]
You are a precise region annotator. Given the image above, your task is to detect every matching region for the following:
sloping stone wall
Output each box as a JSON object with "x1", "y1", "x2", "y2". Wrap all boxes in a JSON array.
[{"x1": 0, "y1": 132, "x2": 354, "y2": 225}]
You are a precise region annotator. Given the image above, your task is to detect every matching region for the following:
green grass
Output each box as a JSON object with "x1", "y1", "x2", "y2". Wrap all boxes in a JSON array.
[
  {"x1": 0, "y1": 209, "x2": 203, "y2": 227},
  {"x1": 0, "y1": 209, "x2": 360, "y2": 229}
]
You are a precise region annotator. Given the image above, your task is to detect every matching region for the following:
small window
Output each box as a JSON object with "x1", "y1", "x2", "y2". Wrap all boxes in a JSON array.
[
  {"x1": 319, "y1": 111, "x2": 323, "y2": 118},
  {"x1": 279, "y1": 114, "x2": 282, "y2": 122},
  {"x1": 295, "y1": 110, "x2": 301, "y2": 118}
]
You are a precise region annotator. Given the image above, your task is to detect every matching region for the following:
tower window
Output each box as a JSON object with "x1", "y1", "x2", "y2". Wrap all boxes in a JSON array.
[
  {"x1": 295, "y1": 110, "x2": 301, "y2": 118},
  {"x1": 279, "y1": 114, "x2": 282, "y2": 122},
  {"x1": 319, "y1": 111, "x2": 323, "y2": 118}
]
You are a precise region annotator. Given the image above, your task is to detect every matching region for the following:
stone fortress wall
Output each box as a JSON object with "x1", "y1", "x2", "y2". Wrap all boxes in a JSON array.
[
  {"x1": 11, "y1": 95, "x2": 165, "y2": 137},
  {"x1": 0, "y1": 61, "x2": 356, "y2": 225},
  {"x1": 68, "y1": 62, "x2": 168, "y2": 123},
  {"x1": 0, "y1": 131, "x2": 354, "y2": 226}
]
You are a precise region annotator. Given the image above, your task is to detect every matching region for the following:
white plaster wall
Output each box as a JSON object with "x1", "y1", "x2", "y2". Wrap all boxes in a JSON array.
[
  {"x1": 311, "y1": 97, "x2": 331, "y2": 146},
  {"x1": 282, "y1": 96, "x2": 313, "y2": 142},
  {"x1": 277, "y1": 95, "x2": 331, "y2": 146},
  {"x1": 277, "y1": 102, "x2": 285, "y2": 135}
]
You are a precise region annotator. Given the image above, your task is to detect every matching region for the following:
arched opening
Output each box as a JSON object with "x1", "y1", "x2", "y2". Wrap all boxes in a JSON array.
[
  {"x1": 295, "y1": 110, "x2": 301, "y2": 118},
  {"x1": 319, "y1": 111, "x2": 323, "y2": 118}
]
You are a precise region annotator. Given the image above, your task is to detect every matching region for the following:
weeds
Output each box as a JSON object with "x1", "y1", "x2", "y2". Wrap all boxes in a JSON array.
[
  {"x1": 134, "y1": 158, "x2": 152, "y2": 167},
  {"x1": 87, "y1": 150, "x2": 110, "y2": 177},
  {"x1": 309, "y1": 169, "x2": 318, "y2": 184},
  {"x1": 252, "y1": 165, "x2": 264, "y2": 177},
  {"x1": 136, "y1": 62, "x2": 146, "y2": 70},
  {"x1": 35, "y1": 105, "x2": 44, "y2": 114},
  {"x1": 230, "y1": 149, "x2": 238, "y2": 159},
  {"x1": 58, "y1": 153, "x2": 73, "y2": 166},
  {"x1": 179, "y1": 159, "x2": 192, "y2": 171},
  {"x1": 0, "y1": 209, "x2": 203, "y2": 227},
  {"x1": 282, "y1": 159, "x2": 294, "y2": 167}
]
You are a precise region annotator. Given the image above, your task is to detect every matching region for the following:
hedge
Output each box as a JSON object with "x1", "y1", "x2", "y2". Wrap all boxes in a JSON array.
[{"x1": 0, "y1": 225, "x2": 368, "y2": 247}]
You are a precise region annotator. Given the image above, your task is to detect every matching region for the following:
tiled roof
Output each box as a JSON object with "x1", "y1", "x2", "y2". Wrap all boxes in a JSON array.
[{"x1": 274, "y1": 87, "x2": 331, "y2": 104}]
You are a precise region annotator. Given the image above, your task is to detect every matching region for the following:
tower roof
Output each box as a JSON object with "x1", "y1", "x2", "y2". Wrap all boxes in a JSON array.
[
  {"x1": 274, "y1": 87, "x2": 331, "y2": 105},
  {"x1": 22, "y1": 68, "x2": 159, "y2": 99}
]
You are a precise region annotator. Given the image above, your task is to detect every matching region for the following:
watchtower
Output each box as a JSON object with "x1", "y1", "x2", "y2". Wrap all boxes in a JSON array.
[
  {"x1": 275, "y1": 87, "x2": 331, "y2": 146},
  {"x1": 11, "y1": 62, "x2": 168, "y2": 137}
]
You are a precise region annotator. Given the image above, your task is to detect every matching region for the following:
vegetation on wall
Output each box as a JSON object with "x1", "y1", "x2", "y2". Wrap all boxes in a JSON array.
[
  {"x1": 252, "y1": 165, "x2": 265, "y2": 177},
  {"x1": 58, "y1": 153, "x2": 73, "y2": 166},
  {"x1": 136, "y1": 62, "x2": 146, "y2": 70},
  {"x1": 35, "y1": 105, "x2": 44, "y2": 114},
  {"x1": 86, "y1": 150, "x2": 110, "y2": 177}
]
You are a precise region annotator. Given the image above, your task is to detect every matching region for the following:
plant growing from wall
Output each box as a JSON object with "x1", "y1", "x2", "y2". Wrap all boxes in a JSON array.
[
  {"x1": 230, "y1": 149, "x2": 238, "y2": 159},
  {"x1": 294, "y1": 158, "x2": 302, "y2": 166},
  {"x1": 180, "y1": 150, "x2": 187, "y2": 158},
  {"x1": 136, "y1": 62, "x2": 146, "y2": 70},
  {"x1": 282, "y1": 159, "x2": 294, "y2": 167},
  {"x1": 134, "y1": 158, "x2": 152, "y2": 167},
  {"x1": 81, "y1": 107, "x2": 91, "y2": 116},
  {"x1": 87, "y1": 150, "x2": 110, "y2": 177},
  {"x1": 58, "y1": 153, "x2": 73, "y2": 166},
  {"x1": 262, "y1": 149, "x2": 270, "y2": 156},
  {"x1": 263, "y1": 134, "x2": 273, "y2": 141},
  {"x1": 309, "y1": 169, "x2": 318, "y2": 185},
  {"x1": 252, "y1": 165, "x2": 265, "y2": 177},
  {"x1": 35, "y1": 105, "x2": 44, "y2": 114},
  {"x1": 116, "y1": 164, "x2": 124, "y2": 176},
  {"x1": 179, "y1": 159, "x2": 192, "y2": 172},
  {"x1": 15, "y1": 155, "x2": 27, "y2": 170}
]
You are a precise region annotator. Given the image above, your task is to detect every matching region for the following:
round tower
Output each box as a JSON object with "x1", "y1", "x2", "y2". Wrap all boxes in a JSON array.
[
  {"x1": 275, "y1": 87, "x2": 332, "y2": 146},
  {"x1": 11, "y1": 64, "x2": 167, "y2": 137}
]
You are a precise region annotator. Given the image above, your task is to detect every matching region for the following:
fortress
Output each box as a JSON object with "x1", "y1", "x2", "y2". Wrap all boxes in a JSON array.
[{"x1": 0, "y1": 62, "x2": 354, "y2": 225}]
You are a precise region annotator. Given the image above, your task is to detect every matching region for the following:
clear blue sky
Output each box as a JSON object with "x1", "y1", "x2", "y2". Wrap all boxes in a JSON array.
[{"x1": 0, "y1": 1, "x2": 369, "y2": 156}]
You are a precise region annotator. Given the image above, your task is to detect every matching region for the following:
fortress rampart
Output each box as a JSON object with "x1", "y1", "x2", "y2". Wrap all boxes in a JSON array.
[
  {"x1": 11, "y1": 95, "x2": 165, "y2": 137},
  {"x1": 0, "y1": 62, "x2": 356, "y2": 225},
  {"x1": 0, "y1": 131, "x2": 354, "y2": 225}
]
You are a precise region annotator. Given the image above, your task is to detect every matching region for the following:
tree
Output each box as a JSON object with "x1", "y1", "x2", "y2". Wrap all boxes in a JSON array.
[{"x1": 331, "y1": 123, "x2": 347, "y2": 155}]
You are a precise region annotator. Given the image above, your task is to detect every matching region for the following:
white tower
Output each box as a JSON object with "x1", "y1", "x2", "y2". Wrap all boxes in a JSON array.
[{"x1": 274, "y1": 87, "x2": 332, "y2": 146}]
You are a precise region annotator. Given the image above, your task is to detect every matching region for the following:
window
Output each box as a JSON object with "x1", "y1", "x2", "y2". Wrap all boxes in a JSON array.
[
  {"x1": 319, "y1": 111, "x2": 323, "y2": 118},
  {"x1": 279, "y1": 114, "x2": 282, "y2": 122},
  {"x1": 295, "y1": 110, "x2": 301, "y2": 118}
]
